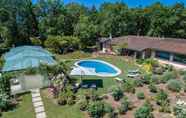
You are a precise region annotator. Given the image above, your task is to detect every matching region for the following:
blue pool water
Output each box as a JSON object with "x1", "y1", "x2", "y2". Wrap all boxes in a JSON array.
[{"x1": 77, "y1": 60, "x2": 118, "y2": 74}]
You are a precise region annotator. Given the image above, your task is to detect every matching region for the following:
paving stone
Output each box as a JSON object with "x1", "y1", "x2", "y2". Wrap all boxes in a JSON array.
[
  {"x1": 35, "y1": 106, "x2": 45, "y2": 113},
  {"x1": 33, "y1": 101, "x2": 43, "y2": 107},
  {"x1": 31, "y1": 89, "x2": 40, "y2": 93},
  {"x1": 32, "y1": 97, "x2": 42, "y2": 102},
  {"x1": 32, "y1": 93, "x2": 40, "y2": 98},
  {"x1": 36, "y1": 112, "x2": 46, "y2": 118}
]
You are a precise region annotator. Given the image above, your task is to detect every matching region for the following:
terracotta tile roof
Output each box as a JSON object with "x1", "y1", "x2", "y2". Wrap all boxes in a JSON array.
[{"x1": 111, "y1": 36, "x2": 186, "y2": 55}]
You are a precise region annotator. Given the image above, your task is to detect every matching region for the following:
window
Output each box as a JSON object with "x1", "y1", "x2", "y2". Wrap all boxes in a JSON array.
[
  {"x1": 173, "y1": 54, "x2": 186, "y2": 64},
  {"x1": 155, "y1": 51, "x2": 170, "y2": 60}
]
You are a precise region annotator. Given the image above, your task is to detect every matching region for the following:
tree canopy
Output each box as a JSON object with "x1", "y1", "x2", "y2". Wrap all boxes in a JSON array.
[{"x1": 0, "y1": 1, "x2": 186, "y2": 50}]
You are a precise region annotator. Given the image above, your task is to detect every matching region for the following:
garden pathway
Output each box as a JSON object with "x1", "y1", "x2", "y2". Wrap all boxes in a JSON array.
[{"x1": 31, "y1": 89, "x2": 47, "y2": 118}]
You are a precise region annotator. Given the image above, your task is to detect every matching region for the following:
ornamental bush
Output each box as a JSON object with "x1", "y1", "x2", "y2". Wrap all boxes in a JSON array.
[
  {"x1": 134, "y1": 104, "x2": 154, "y2": 118},
  {"x1": 136, "y1": 92, "x2": 145, "y2": 100},
  {"x1": 123, "y1": 79, "x2": 136, "y2": 93},
  {"x1": 182, "y1": 74, "x2": 186, "y2": 82},
  {"x1": 160, "y1": 71, "x2": 176, "y2": 83},
  {"x1": 174, "y1": 103, "x2": 186, "y2": 118},
  {"x1": 151, "y1": 75, "x2": 160, "y2": 84},
  {"x1": 104, "y1": 103, "x2": 115, "y2": 118},
  {"x1": 110, "y1": 86, "x2": 123, "y2": 101},
  {"x1": 155, "y1": 89, "x2": 169, "y2": 106},
  {"x1": 167, "y1": 80, "x2": 182, "y2": 92},
  {"x1": 88, "y1": 101, "x2": 105, "y2": 118},
  {"x1": 118, "y1": 97, "x2": 132, "y2": 114},
  {"x1": 79, "y1": 99, "x2": 88, "y2": 111},
  {"x1": 142, "y1": 74, "x2": 152, "y2": 84},
  {"x1": 159, "y1": 101, "x2": 171, "y2": 113},
  {"x1": 134, "y1": 79, "x2": 143, "y2": 87},
  {"x1": 153, "y1": 67, "x2": 164, "y2": 75},
  {"x1": 148, "y1": 83, "x2": 157, "y2": 93}
]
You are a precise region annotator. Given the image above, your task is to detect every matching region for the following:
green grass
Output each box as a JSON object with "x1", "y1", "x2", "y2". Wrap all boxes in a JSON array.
[
  {"x1": 41, "y1": 90, "x2": 84, "y2": 118},
  {"x1": 3, "y1": 93, "x2": 35, "y2": 118}
]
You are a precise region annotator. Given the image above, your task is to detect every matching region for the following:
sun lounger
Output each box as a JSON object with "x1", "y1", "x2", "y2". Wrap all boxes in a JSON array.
[{"x1": 114, "y1": 77, "x2": 124, "y2": 82}]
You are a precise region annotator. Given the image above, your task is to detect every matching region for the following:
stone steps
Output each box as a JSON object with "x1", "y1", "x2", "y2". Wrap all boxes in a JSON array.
[{"x1": 31, "y1": 89, "x2": 47, "y2": 118}]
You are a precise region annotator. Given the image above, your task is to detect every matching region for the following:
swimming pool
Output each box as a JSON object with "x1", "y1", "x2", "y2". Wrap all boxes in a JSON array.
[{"x1": 71, "y1": 59, "x2": 121, "y2": 77}]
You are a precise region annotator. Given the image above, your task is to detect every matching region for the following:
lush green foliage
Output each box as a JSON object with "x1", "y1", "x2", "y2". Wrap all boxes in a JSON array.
[
  {"x1": 167, "y1": 80, "x2": 182, "y2": 92},
  {"x1": 174, "y1": 103, "x2": 186, "y2": 118},
  {"x1": 0, "y1": 1, "x2": 186, "y2": 49},
  {"x1": 160, "y1": 71, "x2": 177, "y2": 83},
  {"x1": 118, "y1": 97, "x2": 131, "y2": 114},
  {"x1": 142, "y1": 74, "x2": 152, "y2": 84},
  {"x1": 134, "y1": 104, "x2": 154, "y2": 118},
  {"x1": 0, "y1": 73, "x2": 13, "y2": 110},
  {"x1": 87, "y1": 101, "x2": 105, "y2": 118},
  {"x1": 155, "y1": 89, "x2": 169, "y2": 106},
  {"x1": 182, "y1": 74, "x2": 186, "y2": 82},
  {"x1": 110, "y1": 86, "x2": 123, "y2": 101},
  {"x1": 44, "y1": 35, "x2": 80, "y2": 53},
  {"x1": 123, "y1": 79, "x2": 136, "y2": 93},
  {"x1": 136, "y1": 92, "x2": 145, "y2": 100},
  {"x1": 148, "y1": 83, "x2": 157, "y2": 93}
]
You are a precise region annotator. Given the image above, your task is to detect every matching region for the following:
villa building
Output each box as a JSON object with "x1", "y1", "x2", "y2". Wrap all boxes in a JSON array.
[{"x1": 98, "y1": 35, "x2": 186, "y2": 66}]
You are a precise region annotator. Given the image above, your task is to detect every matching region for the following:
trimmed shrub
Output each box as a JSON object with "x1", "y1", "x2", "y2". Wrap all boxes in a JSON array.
[
  {"x1": 79, "y1": 99, "x2": 88, "y2": 111},
  {"x1": 155, "y1": 90, "x2": 169, "y2": 106},
  {"x1": 153, "y1": 67, "x2": 164, "y2": 75},
  {"x1": 160, "y1": 71, "x2": 176, "y2": 83},
  {"x1": 110, "y1": 86, "x2": 123, "y2": 101},
  {"x1": 136, "y1": 92, "x2": 145, "y2": 100},
  {"x1": 151, "y1": 75, "x2": 160, "y2": 84},
  {"x1": 174, "y1": 103, "x2": 186, "y2": 118},
  {"x1": 134, "y1": 79, "x2": 143, "y2": 87},
  {"x1": 148, "y1": 83, "x2": 157, "y2": 93},
  {"x1": 163, "y1": 64, "x2": 174, "y2": 72},
  {"x1": 182, "y1": 74, "x2": 186, "y2": 82},
  {"x1": 67, "y1": 97, "x2": 75, "y2": 105},
  {"x1": 183, "y1": 83, "x2": 186, "y2": 92},
  {"x1": 123, "y1": 79, "x2": 136, "y2": 93},
  {"x1": 143, "y1": 100, "x2": 153, "y2": 112},
  {"x1": 88, "y1": 101, "x2": 105, "y2": 118},
  {"x1": 57, "y1": 97, "x2": 67, "y2": 105},
  {"x1": 167, "y1": 80, "x2": 182, "y2": 92},
  {"x1": 118, "y1": 97, "x2": 131, "y2": 114},
  {"x1": 179, "y1": 70, "x2": 186, "y2": 76},
  {"x1": 142, "y1": 74, "x2": 152, "y2": 84},
  {"x1": 134, "y1": 104, "x2": 154, "y2": 118},
  {"x1": 104, "y1": 103, "x2": 115, "y2": 118},
  {"x1": 159, "y1": 102, "x2": 171, "y2": 113}
]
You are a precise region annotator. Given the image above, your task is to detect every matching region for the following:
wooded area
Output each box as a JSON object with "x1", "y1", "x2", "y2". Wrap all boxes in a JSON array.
[{"x1": 0, "y1": 0, "x2": 186, "y2": 51}]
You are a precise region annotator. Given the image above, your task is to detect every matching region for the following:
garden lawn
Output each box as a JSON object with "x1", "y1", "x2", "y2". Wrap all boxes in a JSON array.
[
  {"x1": 41, "y1": 90, "x2": 84, "y2": 118},
  {"x1": 3, "y1": 93, "x2": 35, "y2": 118}
]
